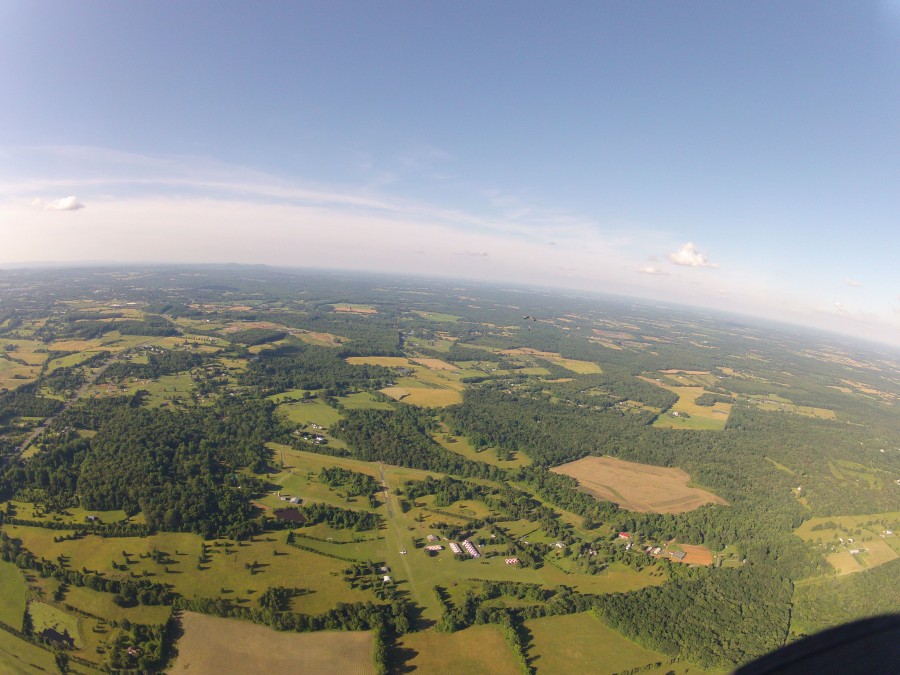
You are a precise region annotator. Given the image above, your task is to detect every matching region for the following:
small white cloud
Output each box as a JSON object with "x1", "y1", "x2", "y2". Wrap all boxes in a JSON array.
[
  {"x1": 34, "y1": 196, "x2": 85, "y2": 211},
  {"x1": 637, "y1": 265, "x2": 668, "y2": 276},
  {"x1": 844, "y1": 278, "x2": 862, "y2": 288},
  {"x1": 668, "y1": 242, "x2": 718, "y2": 268},
  {"x1": 455, "y1": 250, "x2": 489, "y2": 257}
]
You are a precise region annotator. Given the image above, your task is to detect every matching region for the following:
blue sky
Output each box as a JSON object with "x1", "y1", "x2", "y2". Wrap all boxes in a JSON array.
[{"x1": 1, "y1": 1, "x2": 898, "y2": 345}]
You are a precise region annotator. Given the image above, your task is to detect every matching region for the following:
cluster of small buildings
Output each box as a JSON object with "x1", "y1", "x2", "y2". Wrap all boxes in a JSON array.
[{"x1": 278, "y1": 493, "x2": 301, "y2": 504}]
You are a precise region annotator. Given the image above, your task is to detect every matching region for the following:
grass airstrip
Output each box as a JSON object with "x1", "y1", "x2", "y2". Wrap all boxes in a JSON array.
[{"x1": 552, "y1": 456, "x2": 728, "y2": 514}]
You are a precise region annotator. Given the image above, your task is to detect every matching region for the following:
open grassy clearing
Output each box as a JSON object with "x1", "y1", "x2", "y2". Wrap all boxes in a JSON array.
[
  {"x1": 346, "y1": 356, "x2": 466, "y2": 407},
  {"x1": 276, "y1": 398, "x2": 344, "y2": 427},
  {"x1": 29, "y1": 601, "x2": 82, "y2": 648},
  {"x1": 259, "y1": 444, "x2": 383, "y2": 512},
  {"x1": 7, "y1": 523, "x2": 369, "y2": 615},
  {"x1": 526, "y1": 612, "x2": 703, "y2": 675},
  {"x1": 828, "y1": 460, "x2": 893, "y2": 490},
  {"x1": 339, "y1": 392, "x2": 395, "y2": 410},
  {"x1": 394, "y1": 624, "x2": 520, "y2": 675},
  {"x1": 0, "y1": 366, "x2": 38, "y2": 391},
  {"x1": 412, "y1": 310, "x2": 461, "y2": 323},
  {"x1": 433, "y1": 427, "x2": 532, "y2": 468},
  {"x1": 63, "y1": 584, "x2": 172, "y2": 625},
  {"x1": 0, "y1": 629, "x2": 69, "y2": 674},
  {"x1": 499, "y1": 347, "x2": 602, "y2": 374},
  {"x1": 640, "y1": 376, "x2": 732, "y2": 430},
  {"x1": 332, "y1": 304, "x2": 378, "y2": 314},
  {"x1": 552, "y1": 456, "x2": 728, "y2": 514},
  {"x1": 825, "y1": 551, "x2": 862, "y2": 574},
  {"x1": 794, "y1": 512, "x2": 900, "y2": 542},
  {"x1": 173, "y1": 612, "x2": 374, "y2": 675},
  {"x1": 7, "y1": 500, "x2": 131, "y2": 526},
  {"x1": 0, "y1": 561, "x2": 26, "y2": 630},
  {"x1": 746, "y1": 394, "x2": 836, "y2": 420},
  {"x1": 795, "y1": 511, "x2": 900, "y2": 574}
]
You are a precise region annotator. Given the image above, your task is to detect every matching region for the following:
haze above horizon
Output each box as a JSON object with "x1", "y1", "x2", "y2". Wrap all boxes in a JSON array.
[{"x1": 1, "y1": 2, "x2": 898, "y2": 345}]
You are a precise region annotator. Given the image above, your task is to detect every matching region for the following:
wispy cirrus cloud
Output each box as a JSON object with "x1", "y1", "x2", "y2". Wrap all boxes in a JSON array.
[{"x1": 844, "y1": 278, "x2": 862, "y2": 287}]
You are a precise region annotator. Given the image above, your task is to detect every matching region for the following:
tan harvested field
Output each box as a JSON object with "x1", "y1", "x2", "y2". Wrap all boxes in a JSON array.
[
  {"x1": 499, "y1": 347, "x2": 601, "y2": 374},
  {"x1": 222, "y1": 320, "x2": 287, "y2": 333},
  {"x1": 411, "y1": 357, "x2": 458, "y2": 371},
  {"x1": 172, "y1": 612, "x2": 374, "y2": 675},
  {"x1": 860, "y1": 539, "x2": 899, "y2": 568},
  {"x1": 333, "y1": 304, "x2": 377, "y2": 314},
  {"x1": 347, "y1": 356, "x2": 414, "y2": 368},
  {"x1": 552, "y1": 456, "x2": 727, "y2": 514},
  {"x1": 380, "y1": 386, "x2": 462, "y2": 407},
  {"x1": 677, "y1": 543, "x2": 714, "y2": 566},
  {"x1": 395, "y1": 625, "x2": 520, "y2": 675},
  {"x1": 826, "y1": 552, "x2": 862, "y2": 574}
]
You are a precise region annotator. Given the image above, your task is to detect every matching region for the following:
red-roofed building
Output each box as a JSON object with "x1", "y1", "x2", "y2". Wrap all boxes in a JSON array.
[{"x1": 618, "y1": 532, "x2": 631, "y2": 539}]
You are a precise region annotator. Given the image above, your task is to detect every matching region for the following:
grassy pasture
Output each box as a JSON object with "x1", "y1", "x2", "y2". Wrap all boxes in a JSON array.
[
  {"x1": 172, "y1": 612, "x2": 374, "y2": 675},
  {"x1": 552, "y1": 456, "x2": 727, "y2": 514},
  {"x1": 0, "y1": 562, "x2": 26, "y2": 630},
  {"x1": 276, "y1": 399, "x2": 343, "y2": 427},
  {"x1": 395, "y1": 625, "x2": 520, "y2": 675},
  {"x1": 433, "y1": 427, "x2": 532, "y2": 468},
  {"x1": 332, "y1": 304, "x2": 377, "y2": 314},
  {"x1": 747, "y1": 394, "x2": 836, "y2": 420},
  {"x1": 359, "y1": 355, "x2": 469, "y2": 407},
  {"x1": 0, "y1": 630, "x2": 64, "y2": 674},
  {"x1": 526, "y1": 612, "x2": 699, "y2": 675},
  {"x1": 640, "y1": 377, "x2": 732, "y2": 430},
  {"x1": 794, "y1": 512, "x2": 900, "y2": 543},
  {"x1": 339, "y1": 392, "x2": 394, "y2": 410},
  {"x1": 6, "y1": 524, "x2": 368, "y2": 615},
  {"x1": 826, "y1": 552, "x2": 862, "y2": 574},
  {"x1": 7, "y1": 501, "x2": 131, "y2": 526},
  {"x1": 63, "y1": 584, "x2": 171, "y2": 625},
  {"x1": 29, "y1": 601, "x2": 82, "y2": 648},
  {"x1": 412, "y1": 310, "x2": 461, "y2": 323},
  {"x1": 259, "y1": 445, "x2": 382, "y2": 512},
  {"x1": 858, "y1": 539, "x2": 898, "y2": 568}
]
